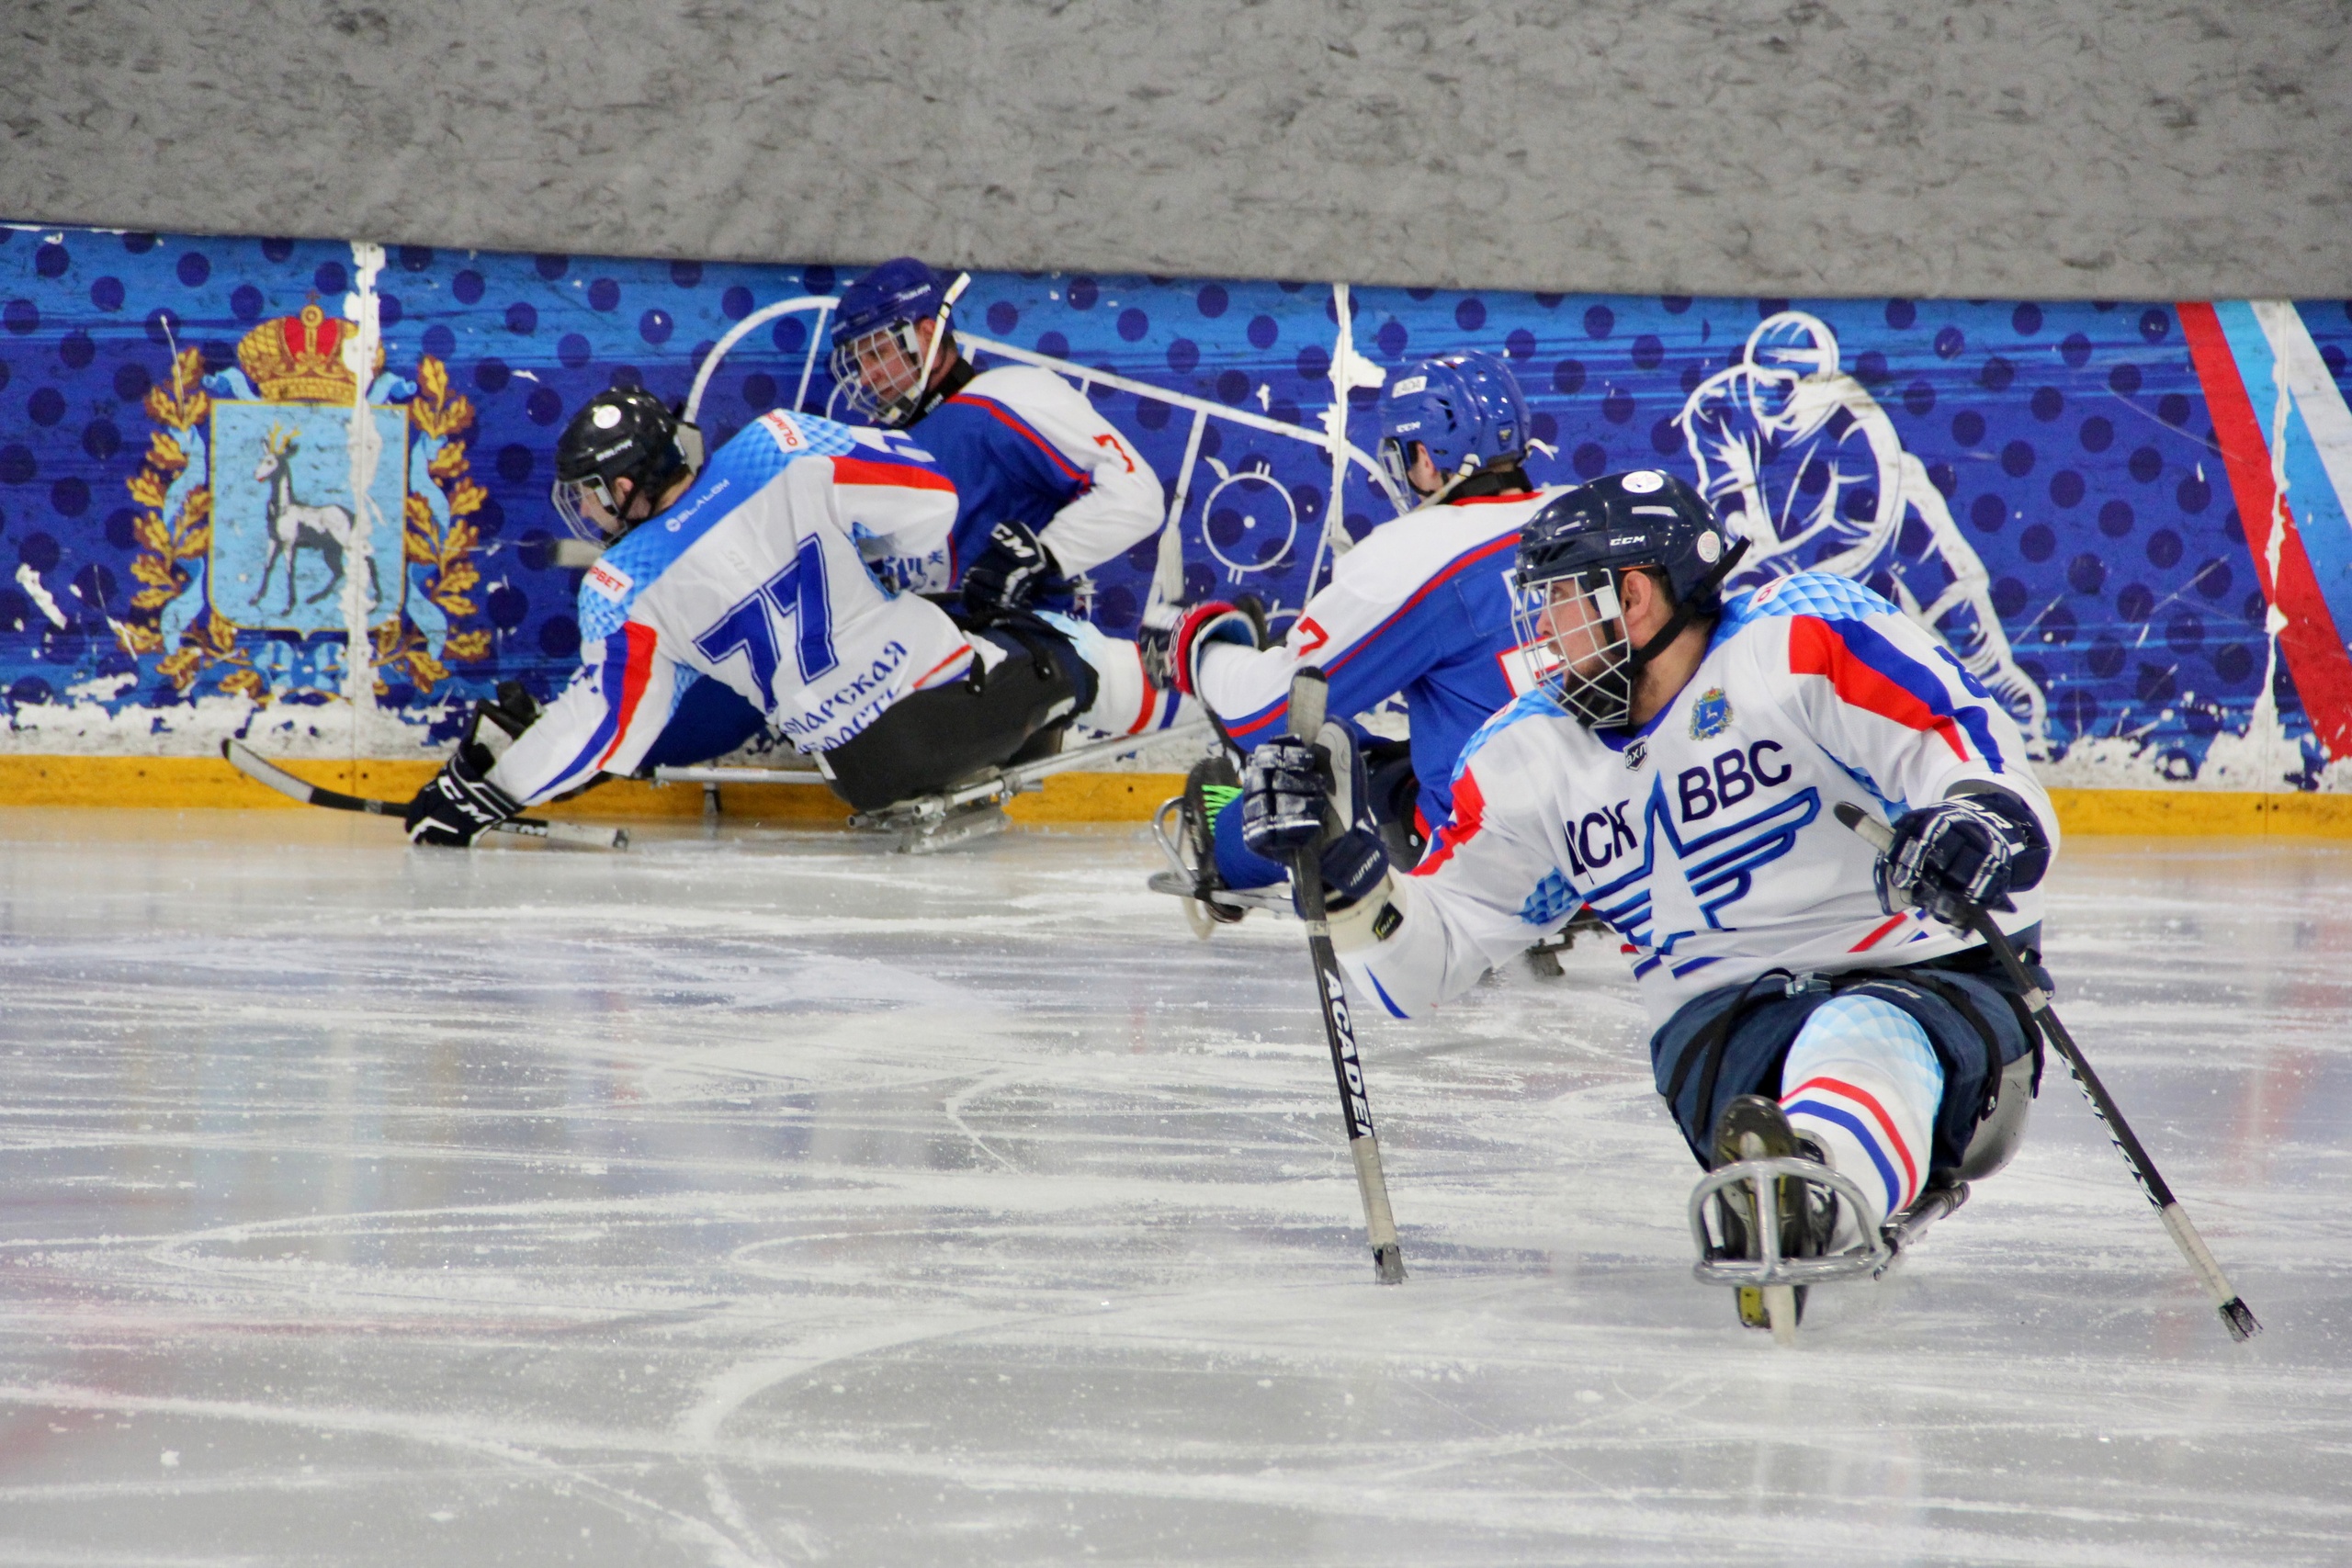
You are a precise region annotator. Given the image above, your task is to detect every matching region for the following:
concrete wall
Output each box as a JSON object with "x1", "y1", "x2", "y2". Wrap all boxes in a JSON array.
[{"x1": 3, "y1": 1, "x2": 2346, "y2": 300}]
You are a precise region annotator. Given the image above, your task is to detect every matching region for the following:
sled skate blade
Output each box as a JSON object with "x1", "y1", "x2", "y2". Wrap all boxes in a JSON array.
[
  {"x1": 894, "y1": 803, "x2": 1010, "y2": 854},
  {"x1": 1764, "y1": 1284, "x2": 1799, "y2": 1346}
]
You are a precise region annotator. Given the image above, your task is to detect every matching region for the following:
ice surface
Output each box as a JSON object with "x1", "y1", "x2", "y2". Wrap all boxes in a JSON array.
[{"x1": 0, "y1": 809, "x2": 2345, "y2": 1565}]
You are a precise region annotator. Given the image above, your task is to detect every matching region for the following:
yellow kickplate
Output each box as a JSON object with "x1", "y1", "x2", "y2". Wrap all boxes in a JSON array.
[
  {"x1": 0, "y1": 754, "x2": 1187, "y2": 825},
  {"x1": 6, "y1": 756, "x2": 2350, "y2": 833}
]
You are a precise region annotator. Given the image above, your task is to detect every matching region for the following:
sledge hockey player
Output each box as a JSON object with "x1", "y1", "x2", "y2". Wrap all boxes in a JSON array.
[
  {"x1": 1146, "y1": 350, "x2": 1563, "y2": 924},
  {"x1": 1239, "y1": 468, "x2": 2053, "y2": 1332},
  {"x1": 829, "y1": 257, "x2": 1168, "y2": 629},
  {"x1": 402, "y1": 390, "x2": 1139, "y2": 845}
]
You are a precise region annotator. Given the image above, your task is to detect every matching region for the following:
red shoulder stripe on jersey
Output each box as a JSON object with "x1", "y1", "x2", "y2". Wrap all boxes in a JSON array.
[
  {"x1": 1786, "y1": 614, "x2": 1968, "y2": 760},
  {"x1": 1411, "y1": 766, "x2": 1487, "y2": 877},
  {"x1": 948, "y1": 393, "x2": 1089, "y2": 485},
  {"x1": 594, "y1": 622, "x2": 661, "y2": 770},
  {"x1": 1326, "y1": 531, "x2": 1521, "y2": 676},
  {"x1": 830, "y1": 454, "x2": 957, "y2": 492}
]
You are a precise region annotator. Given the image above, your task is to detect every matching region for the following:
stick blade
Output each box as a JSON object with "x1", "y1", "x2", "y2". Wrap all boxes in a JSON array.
[
  {"x1": 221, "y1": 739, "x2": 319, "y2": 807},
  {"x1": 1373, "y1": 1244, "x2": 1406, "y2": 1285},
  {"x1": 2220, "y1": 1297, "x2": 2263, "y2": 1342}
]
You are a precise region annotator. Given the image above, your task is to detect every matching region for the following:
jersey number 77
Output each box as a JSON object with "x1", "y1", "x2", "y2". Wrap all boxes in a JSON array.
[{"x1": 694, "y1": 534, "x2": 839, "y2": 694}]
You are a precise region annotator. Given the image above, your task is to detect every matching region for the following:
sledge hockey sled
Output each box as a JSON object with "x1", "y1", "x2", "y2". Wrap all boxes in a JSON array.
[{"x1": 650, "y1": 718, "x2": 1212, "y2": 854}]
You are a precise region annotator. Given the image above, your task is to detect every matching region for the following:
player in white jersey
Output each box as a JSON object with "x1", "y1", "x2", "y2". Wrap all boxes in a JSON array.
[
  {"x1": 1145, "y1": 351, "x2": 1562, "y2": 921},
  {"x1": 1240, "y1": 468, "x2": 2056, "y2": 1330},
  {"x1": 402, "y1": 391, "x2": 1142, "y2": 844}
]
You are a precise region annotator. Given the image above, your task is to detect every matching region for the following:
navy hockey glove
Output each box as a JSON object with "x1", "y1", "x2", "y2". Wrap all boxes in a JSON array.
[
  {"x1": 1239, "y1": 731, "x2": 1390, "y2": 910},
  {"x1": 1139, "y1": 599, "x2": 1266, "y2": 694},
  {"x1": 1875, "y1": 788, "x2": 2051, "y2": 925},
  {"x1": 959, "y1": 520, "x2": 1063, "y2": 620},
  {"x1": 404, "y1": 742, "x2": 522, "y2": 847}
]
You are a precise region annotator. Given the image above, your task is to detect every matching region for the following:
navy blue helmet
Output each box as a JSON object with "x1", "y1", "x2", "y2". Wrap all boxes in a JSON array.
[
  {"x1": 1377, "y1": 350, "x2": 1529, "y2": 497},
  {"x1": 1510, "y1": 469, "x2": 1747, "y2": 727},
  {"x1": 829, "y1": 257, "x2": 971, "y2": 426}
]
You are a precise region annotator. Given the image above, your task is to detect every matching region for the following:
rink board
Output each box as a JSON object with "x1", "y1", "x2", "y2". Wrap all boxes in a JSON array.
[{"x1": 2, "y1": 223, "x2": 2351, "y2": 803}]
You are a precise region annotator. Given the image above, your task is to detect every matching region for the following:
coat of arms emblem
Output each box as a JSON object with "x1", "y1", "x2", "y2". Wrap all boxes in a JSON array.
[{"x1": 114, "y1": 298, "x2": 491, "y2": 705}]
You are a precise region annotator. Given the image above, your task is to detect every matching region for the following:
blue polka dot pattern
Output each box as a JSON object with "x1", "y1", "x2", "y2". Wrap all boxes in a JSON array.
[{"x1": 0, "y1": 228, "x2": 2340, "y2": 779}]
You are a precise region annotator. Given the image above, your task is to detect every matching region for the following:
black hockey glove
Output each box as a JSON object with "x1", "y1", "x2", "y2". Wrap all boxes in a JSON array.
[
  {"x1": 1240, "y1": 730, "x2": 1390, "y2": 911},
  {"x1": 1875, "y1": 787, "x2": 2051, "y2": 926},
  {"x1": 404, "y1": 741, "x2": 522, "y2": 848},
  {"x1": 959, "y1": 520, "x2": 1064, "y2": 620}
]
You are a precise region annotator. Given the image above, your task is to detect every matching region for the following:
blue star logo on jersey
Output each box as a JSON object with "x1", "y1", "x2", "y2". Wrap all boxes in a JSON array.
[
  {"x1": 1689, "y1": 687, "x2": 1733, "y2": 739},
  {"x1": 1575, "y1": 776, "x2": 1821, "y2": 965}
]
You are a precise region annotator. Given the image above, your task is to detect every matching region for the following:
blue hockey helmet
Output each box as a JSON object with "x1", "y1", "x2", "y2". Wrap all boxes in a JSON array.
[
  {"x1": 829, "y1": 257, "x2": 971, "y2": 426},
  {"x1": 1510, "y1": 469, "x2": 1748, "y2": 728},
  {"x1": 1377, "y1": 350, "x2": 1530, "y2": 497}
]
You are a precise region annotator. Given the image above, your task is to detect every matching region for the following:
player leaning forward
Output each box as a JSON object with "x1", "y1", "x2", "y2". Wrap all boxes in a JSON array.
[
  {"x1": 1246, "y1": 468, "x2": 2054, "y2": 1328},
  {"x1": 404, "y1": 392, "x2": 1124, "y2": 844}
]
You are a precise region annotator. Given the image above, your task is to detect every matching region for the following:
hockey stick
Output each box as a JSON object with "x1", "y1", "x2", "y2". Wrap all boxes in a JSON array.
[
  {"x1": 1834, "y1": 801, "x2": 2258, "y2": 1341},
  {"x1": 222, "y1": 740, "x2": 629, "y2": 852},
  {"x1": 1287, "y1": 667, "x2": 1406, "y2": 1283}
]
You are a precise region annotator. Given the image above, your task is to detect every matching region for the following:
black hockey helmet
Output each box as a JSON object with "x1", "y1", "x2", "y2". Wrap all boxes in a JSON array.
[
  {"x1": 551, "y1": 388, "x2": 701, "y2": 541},
  {"x1": 1511, "y1": 469, "x2": 1748, "y2": 728}
]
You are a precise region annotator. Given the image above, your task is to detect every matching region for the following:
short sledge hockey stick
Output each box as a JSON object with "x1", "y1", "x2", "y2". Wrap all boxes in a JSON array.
[
  {"x1": 1834, "y1": 801, "x2": 2257, "y2": 1341},
  {"x1": 1286, "y1": 667, "x2": 1406, "y2": 1283},
  {"x1": 223, "y1": 740, "x2": 629, "y2": 852}
]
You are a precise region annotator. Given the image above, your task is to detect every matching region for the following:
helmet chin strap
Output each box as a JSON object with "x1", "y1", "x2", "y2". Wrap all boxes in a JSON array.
[
  {"x1": 1619, "y1": 536, "x2": 1752, "y2": 676},
  {"x1": 1409, "y1": 451, "x2": 1521, "y2": 512},
  {"x1": 900, "y1": 273, "x2": 972, "y2": 423}
]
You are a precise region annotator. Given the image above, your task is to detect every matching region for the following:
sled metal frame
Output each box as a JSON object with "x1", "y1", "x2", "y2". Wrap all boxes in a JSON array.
[
  {"x1": 1690, "y1": 1156, "x2": 1918, "y2": 1290},
  {"x1": 1145, "y1": 793, "x2": 1297, "y2": 935},
  {"x1": 650, "y1": 719, "x2": 1213, "y2": 853}
]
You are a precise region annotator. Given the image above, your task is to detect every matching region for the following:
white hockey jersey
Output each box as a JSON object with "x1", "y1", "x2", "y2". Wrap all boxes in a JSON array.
[
  {"x1": 1193, "y1": 488, "x2": 1566, "y2": 833},
  {"x1": 488, "y1": 412, "x2": 970, "y2": 807},
  {"x1": 1343, "y1": 572, "x2": 2059, "y2": 1028},
  {"x1": 912, "y1": 363, "x2": 1165, "y2": 584}
]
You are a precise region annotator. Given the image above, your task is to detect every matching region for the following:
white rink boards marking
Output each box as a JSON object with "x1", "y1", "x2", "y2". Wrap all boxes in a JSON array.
[{"x1": 0, "y1": 809, "x2": 2344, "y2": 1565}]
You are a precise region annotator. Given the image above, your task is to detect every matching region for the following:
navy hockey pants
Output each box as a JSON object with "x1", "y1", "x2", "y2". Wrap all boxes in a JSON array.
[{"x1": 1649, "y1": 935, "x2": 2047, "y2": 1175}]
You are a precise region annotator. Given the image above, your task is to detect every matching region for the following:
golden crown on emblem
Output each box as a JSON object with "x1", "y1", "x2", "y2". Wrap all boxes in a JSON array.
[{"x1": 235, "y1": 302, "x2": 387, "y2": 403}]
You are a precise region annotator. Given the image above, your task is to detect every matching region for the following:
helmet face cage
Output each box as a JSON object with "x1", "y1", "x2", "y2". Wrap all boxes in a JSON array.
[
  {"x1": 1377, "y1": 435, "x2": 1420, "y2": 496},
  {"x1": 549, "y1": 474, "x2": 622, "y2": 544},
  {"x1": 829, "y1": 319, "x2": 933, "y2": 426},
  {"x1": 1511, "y1": 564, "x2": 1638, "y2": 729}
]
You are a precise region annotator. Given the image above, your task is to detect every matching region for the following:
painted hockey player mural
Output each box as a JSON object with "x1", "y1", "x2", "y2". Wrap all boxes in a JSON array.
[{"x1": 1678, "y1": 311, "x2": 2051, "y2": 752}]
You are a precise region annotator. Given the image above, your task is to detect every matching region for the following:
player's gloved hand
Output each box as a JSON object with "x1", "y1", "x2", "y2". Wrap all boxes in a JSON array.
[
  {"x1": 1875, "y1": 789, "x2": 2050, "y2": 925},
  {"x1": 403, "y1": 741, "x2": 522, "y2": 847},
  {"x1": 1139, "y1": 599, "x2": 1265, "y2": 693},
  {"x1": 1240, "y1": 729, "x2": 1391, "y2": 911},
  {"x1": 958, "y1": 520, "x2": 1063, "y2": 620}
]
